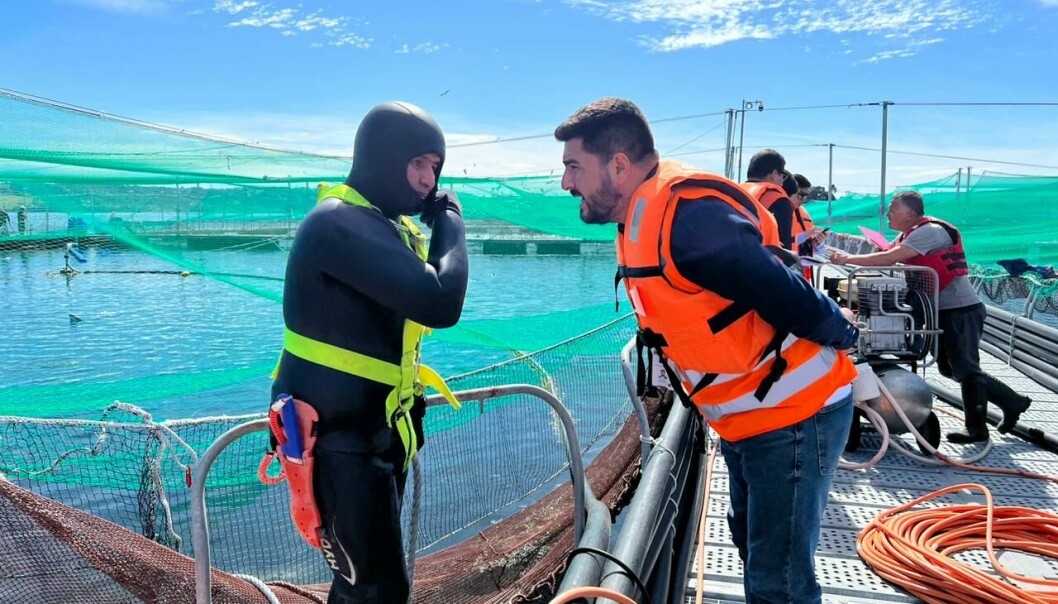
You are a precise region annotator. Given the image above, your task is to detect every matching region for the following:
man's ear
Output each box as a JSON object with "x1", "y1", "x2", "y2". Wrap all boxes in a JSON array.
[{"x1": 610, "y1": 152, "x2": 632, "y2": 183}]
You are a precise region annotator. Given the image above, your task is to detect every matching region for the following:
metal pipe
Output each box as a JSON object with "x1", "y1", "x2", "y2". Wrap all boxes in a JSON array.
[
  {"x1": 669, "y1": 440, "x2": 707, "y2": 604},
  {"x1": 621, "y1": 336, "x2": 656, "y2": 466},
  {"x1": 598, "y1": 401, "x2": 697, "y2": 600},
  {"x1": 647, "y1": 527, "x2": 675, "y2": 604},
  {"x1": 723, "y1": 109, "x2": 735, "y2": 180},
  {"x1": 736, "y1": 108, "x2": 746, "y2": 181},
  {"x1": 641, "y1": 425, "x2": 696, "y2": 580},
  {"x1": 827, "y1": 143, "x2": 834, "y2": 229},
  {"x1": 557, "y1": 494, "x2": 614, "y2": 592},
  {"x1": 192, "y1": 419, "x2": 270, "y2": 604},
  {"x1": 639, "y1": 422, "x2": 697, "y2": 601},
  {"x1": 879, "y1": 101, "x2": 892, "y2": 233},
  {"x1": 1014, "y1": 314, "x2": 1058, "y2": 341}
]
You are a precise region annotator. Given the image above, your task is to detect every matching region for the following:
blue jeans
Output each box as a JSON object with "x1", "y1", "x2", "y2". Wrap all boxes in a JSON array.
[{"x1": 720, "y1": 394, "x2": 853, "y2": 604}]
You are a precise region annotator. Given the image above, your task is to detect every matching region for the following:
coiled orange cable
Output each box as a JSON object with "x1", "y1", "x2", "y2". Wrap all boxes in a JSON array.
[
  {"x1": 858, "y1": 482, "x2": 1058, "y2": 603},
  {"x1": 547, "y1": 586, "x2": 638, "y2": 604}
]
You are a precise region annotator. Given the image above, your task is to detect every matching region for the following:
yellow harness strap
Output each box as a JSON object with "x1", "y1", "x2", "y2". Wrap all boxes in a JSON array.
[{"x1": 274, "y1": 184, "x2": 459, "y2": 470}]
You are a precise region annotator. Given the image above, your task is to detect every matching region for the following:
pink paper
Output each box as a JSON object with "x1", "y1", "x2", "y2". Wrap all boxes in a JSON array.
[{"x1": 858, "y1": 226, "x2": 893, "y2": 251}]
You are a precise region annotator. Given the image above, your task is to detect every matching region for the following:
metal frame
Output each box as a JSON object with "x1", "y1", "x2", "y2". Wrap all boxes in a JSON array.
[
  {"x1": 190, "y1": 384, "x2": 589, "y2": 604},
  {"x1": 621, "y1": 336, "x2": 657, "y2": 465},
  {"x1": 597, "y1": 400, "x2": 700, "y2": 598},
  {"x1": 844, "y1": 265, "x2": 944, "y2": 368}
]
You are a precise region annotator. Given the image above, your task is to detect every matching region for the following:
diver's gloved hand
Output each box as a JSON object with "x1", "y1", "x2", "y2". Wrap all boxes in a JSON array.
[{"x1": 420, "y1": 189, "x2": 462, "y2": 229}]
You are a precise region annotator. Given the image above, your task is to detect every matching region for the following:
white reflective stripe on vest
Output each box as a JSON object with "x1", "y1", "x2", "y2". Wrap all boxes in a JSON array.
[
  {"x1": 693, "y1": 345, "x2": 839, "y2": 423},
  {"x1": 674, "y1": 334, "x2": 798, "y2": 388}
]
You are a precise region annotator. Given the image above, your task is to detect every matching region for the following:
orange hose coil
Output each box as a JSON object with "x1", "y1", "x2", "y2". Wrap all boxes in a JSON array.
[{"x1": 857, "y1": 482, "x2": 1058, "y2": 604}]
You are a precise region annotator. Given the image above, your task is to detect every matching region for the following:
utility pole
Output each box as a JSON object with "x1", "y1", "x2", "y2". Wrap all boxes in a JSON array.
[
  {"x1": 723, "y1": 109, "x2": 736, "y2": 179},
  {"x1": 879, "y1": 101, "x2": 893, "y2": 233},
  {"x1": 827, "y1": 143, "x2": 834, "y2": 229},
  {"x1": 966, "y1": 166, "x2": 972, "y2": 193},
  {"x1": 955, "y1": 168, "x2": 962, "y2": 196},
  {"x1": 736, "y1": 99, "x2": 764, "y2": 181}
]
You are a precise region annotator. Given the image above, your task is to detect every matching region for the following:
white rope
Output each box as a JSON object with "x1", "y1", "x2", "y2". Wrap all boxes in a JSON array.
[
  {"x1": 840, "y1": 373, "x2": 993, "y2": 471},
  {"x1": 405, "y1": 454, "x2": 423, "y2": 604},
  {"x1": 232, "y1": 574, "x2": 282, "y2": 604}
]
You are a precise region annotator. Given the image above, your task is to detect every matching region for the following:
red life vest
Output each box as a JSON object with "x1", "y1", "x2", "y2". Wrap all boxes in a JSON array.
[{"x1": 896, "y1": 216, "x2": 969, "y2": 291}]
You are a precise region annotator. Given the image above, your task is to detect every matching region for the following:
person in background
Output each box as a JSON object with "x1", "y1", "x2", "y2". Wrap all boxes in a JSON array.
[
  {"x1": 555, "y1": 97, "x2": 859, "y2": 604},
  {"x1": 742, "y1": 149, "x2": 794, "y2": 249},
  {"x1": 830, "y1": 191, "x2": 1031, "y2": 443}
]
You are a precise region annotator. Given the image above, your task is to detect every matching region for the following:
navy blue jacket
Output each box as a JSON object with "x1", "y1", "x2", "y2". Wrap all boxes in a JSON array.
[{"x1": 669, "y1": 198, "x2": 857, "y2": 349}]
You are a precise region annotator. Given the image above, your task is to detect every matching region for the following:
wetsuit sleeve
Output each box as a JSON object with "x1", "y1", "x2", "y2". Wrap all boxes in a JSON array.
[
  {"x1": 318, "y1": 204, "x2": 469, "y2": 328},
  {"x1": 670, "y1": 198, "x2": 858, "y2": 349},
  {"x1": 770, "y1": 197, "x2": 795, "y2": 249}
]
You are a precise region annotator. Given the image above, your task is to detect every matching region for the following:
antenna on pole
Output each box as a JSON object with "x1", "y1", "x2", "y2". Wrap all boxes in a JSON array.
[{"x1": 736, "y1": 99, "x2": 763, "y2": 181}]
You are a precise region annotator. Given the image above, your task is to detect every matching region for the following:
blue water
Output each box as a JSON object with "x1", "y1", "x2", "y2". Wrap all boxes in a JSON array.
[{"x1": 0, "y1": 244, "x2": 620, "y2": 419}]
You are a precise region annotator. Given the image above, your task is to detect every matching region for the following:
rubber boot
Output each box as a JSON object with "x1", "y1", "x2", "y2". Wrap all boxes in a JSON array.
[
  {"x1": 947, "y1": 378, "x2": 990, "y2": 444},
  {"x1": 982, "y1": 374, "x2": 1031, "y2": 434}
]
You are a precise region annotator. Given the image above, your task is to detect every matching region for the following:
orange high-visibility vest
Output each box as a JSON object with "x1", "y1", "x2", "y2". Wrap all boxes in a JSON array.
[
  {"x1": 619, "y1": 161, "x2": 856, "y2": 442},
  {"x1": 742, "y1": 180, "x2": 788, "y2": 248}
]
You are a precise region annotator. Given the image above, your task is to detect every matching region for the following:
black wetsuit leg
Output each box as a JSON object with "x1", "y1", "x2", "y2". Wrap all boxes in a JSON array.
[{"x1": 314, "y1": 437, "x2": 409, "y2": 604}]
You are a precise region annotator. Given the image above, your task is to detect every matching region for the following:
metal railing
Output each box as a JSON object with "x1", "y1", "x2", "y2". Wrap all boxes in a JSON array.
[
  {"x1": 620, "y1": 336, "x2": 655, "y2": 466},
  {"x1": 190, "y1": 384, "x2": 591, "y2": 604}
]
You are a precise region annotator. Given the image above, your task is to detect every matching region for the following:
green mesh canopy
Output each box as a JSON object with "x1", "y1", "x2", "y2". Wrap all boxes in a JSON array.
[{"x1": 2, "y1": 88, "x2": 1057, "y2": 422}]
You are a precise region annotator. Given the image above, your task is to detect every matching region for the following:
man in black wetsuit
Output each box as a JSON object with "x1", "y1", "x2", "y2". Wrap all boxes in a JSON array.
[{"x1": 272, "y1": 101, "x2": 468, "y2": 603}]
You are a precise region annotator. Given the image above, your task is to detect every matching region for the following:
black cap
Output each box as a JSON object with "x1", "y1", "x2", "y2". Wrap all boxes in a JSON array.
[{"x1": 346, "y1": 101, "x2": 445, "y2": 218}]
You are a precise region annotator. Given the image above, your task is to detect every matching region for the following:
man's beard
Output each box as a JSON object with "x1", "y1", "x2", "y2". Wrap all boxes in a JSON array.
[{"x1": 578, "y1": 175, "x2": 622, "y2": 225}]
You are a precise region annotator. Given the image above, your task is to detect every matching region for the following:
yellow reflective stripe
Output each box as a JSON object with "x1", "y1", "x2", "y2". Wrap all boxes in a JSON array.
[
  {"x1": 396, "y1": 413, "x2": 416, "y2": 471},
  {"x1": 318, "y1": 183, "x2": 375, "y2": 210},
  {"x1": 398, "y1": 216, "x2": 427, "y2": 260},
  {"x1": 418, "y1": 363, "x2": 461, "y2": 410},
  {"x1": 283, "y1": 328, "x2": 401, "y2": 386}
]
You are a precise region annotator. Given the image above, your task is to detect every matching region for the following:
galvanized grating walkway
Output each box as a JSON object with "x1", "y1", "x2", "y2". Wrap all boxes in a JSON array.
[{"x1": 687, "y1": 349, "x2": 1058, "y2": 603}]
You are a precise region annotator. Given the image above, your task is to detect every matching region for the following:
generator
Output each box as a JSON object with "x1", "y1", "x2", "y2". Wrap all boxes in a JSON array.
[
  {"x1": 830, "y1": 266, "x2": 945, "y2": 453},
  {"x1": 834, "y1": 268, "x2": 939, "y2": 363}
]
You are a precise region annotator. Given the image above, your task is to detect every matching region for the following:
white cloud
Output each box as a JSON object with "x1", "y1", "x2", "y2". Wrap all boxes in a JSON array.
[
  {"x1": 213, "y1": 2, "x2": 367, "y2": 48},
  {"x1": 1039, "y1": 0, "x2": 1058, "y2": 6},
  {"x1": 329, "y1": 33, "x2": 372, "y2": 48},
  {"x1": 395, "y1": 41, "x2": 449, "y2": 54},
  {"x1": 564, "y1": 0, "x2": 990, "y2": 60},
  {"x1": 862, "y1": 36, "x2": 943, "y2": 63},
  {"x1": 227, "y1": 7, "x2": 295, "y2": 28},
  {"x1": 294, "y1": 12, "x2": 344, "y2": 32},
  {"x1": 212, "y1": 0, "x2": 257, "y2": 14}
]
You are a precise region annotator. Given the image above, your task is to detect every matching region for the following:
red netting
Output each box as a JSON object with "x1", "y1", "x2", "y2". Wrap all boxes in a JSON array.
[{"x1": 0, "y1": 393, "x2": 669, "y2": 604}]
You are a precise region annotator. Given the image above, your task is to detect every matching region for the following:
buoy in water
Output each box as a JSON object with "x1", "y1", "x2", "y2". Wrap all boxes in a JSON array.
[{"x1": 66, "y1": 243, "x2": 87, "y2": 263}]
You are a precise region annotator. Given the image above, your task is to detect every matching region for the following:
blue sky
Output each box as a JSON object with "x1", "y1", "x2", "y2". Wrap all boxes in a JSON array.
[{"x1": 2, "y1": 0, "x2": 1058, "y2": 192}]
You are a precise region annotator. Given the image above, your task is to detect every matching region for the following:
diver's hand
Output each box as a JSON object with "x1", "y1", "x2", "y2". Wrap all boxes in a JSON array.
[{"x1": 420, "y1": 189, "x2": 462, "y2": 229}]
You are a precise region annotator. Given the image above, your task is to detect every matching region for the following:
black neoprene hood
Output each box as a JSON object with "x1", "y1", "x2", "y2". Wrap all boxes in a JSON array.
[{"x1": 346, "y1": 101, "x2": 446, "y2": 218}]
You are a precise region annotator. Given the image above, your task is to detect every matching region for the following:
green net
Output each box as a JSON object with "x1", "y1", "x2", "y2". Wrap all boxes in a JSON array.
[
  {"x1": 3, "y1": 88, "x2": 1057, "y2": 422},
  {"x1": 0, "y1": 315, "x2": 638, "y2": 588},
  {"x1": 811, "y1": 171, "x2": 1058, "y2": 266}
]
